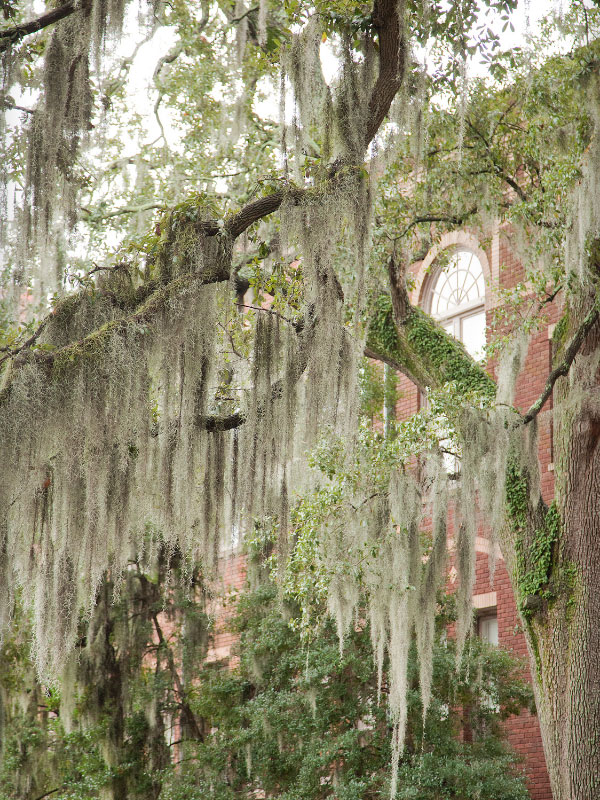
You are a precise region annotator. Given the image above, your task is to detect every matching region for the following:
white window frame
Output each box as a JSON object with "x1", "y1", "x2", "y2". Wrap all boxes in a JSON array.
[{"x1": 425, "y1": 249, "x2": 487, "y2": 360}]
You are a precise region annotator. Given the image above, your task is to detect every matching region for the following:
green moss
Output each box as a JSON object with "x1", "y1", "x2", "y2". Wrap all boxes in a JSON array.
[
  {"x1": 50, "y1": 292, "x2": 89, "y2": 328},
  {"x1": 551, "y1": 311, "x2": 569, "y2": 359},
  {"x1": 48, "y1": 274, "x2": 199, "y2": 381},
  {"x1": 506, "y1": 462, "x2": 560, "y2": 620},
  {"x1": 366, "y1": 294, "x2": 495, "y2": 397}
]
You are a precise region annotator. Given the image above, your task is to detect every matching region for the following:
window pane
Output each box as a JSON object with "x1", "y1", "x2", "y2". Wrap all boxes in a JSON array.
[
  {"x1": 479, "y1": 614, "x2": 498, "y2": 646},
  {"x1": 431, "y1": 250, "x2": 485, "y2": 315},
  {"x1": 461, "y1": 310, "x2": 486, "y2": 360}
]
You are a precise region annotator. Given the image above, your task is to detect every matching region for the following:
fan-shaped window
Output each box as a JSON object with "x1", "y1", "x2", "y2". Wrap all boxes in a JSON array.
[{"x1": 427, "y1": 249, "x2": 486, "y2": 360}]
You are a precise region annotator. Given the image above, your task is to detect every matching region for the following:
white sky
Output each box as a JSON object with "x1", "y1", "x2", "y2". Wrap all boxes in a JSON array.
[{"x1": 124, "y1": 0, "x2": 564, "y2": 147}]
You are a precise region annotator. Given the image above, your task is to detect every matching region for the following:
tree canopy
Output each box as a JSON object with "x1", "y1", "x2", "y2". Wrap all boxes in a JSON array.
[{"x1": 2, "y1": 2, "x2": 600, "y2": 799}]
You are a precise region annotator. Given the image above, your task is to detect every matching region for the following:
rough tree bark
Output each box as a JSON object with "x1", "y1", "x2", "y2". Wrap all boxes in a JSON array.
[{"x1": 527, "y1": 292, "x2": 600, "y2": 800}]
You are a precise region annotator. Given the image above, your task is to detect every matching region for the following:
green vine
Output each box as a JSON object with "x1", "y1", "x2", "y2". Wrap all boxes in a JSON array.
[
  {"x1": 506, "y1": 462, "x2": 559, "y2": 620},
  {"x1": 367, "y1": 294, "x2": 495, "y2": 397}
]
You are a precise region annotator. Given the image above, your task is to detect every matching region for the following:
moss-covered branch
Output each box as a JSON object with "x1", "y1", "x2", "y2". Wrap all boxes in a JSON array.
[
  {"x1": 7, "y1": 271, "x2": 223, "y2": 388},
  {"x1": 366, "y1": 294, "x2": 495, "y2": 397},
  {"x1": 198, "y1": 412, "x2": 246, "y2": 431}
]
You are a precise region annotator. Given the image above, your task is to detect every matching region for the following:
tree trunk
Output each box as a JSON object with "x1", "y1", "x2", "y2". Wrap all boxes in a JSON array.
[{"x1": 518, "y1": 315, "x2": 600, "y2": 800}]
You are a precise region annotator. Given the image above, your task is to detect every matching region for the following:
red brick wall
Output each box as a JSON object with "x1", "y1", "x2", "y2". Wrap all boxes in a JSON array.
[
  {"x1": 404, "y1": 230, "x2": 556, "y2": 799},
  {"x1": 206, "y1": 551, "x2": 248, "y2": 665}
]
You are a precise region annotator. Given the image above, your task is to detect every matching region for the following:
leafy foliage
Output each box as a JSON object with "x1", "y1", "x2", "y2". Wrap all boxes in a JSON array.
[{"x1": 162, "y1": 581, "x2": 533, "y2": 800}]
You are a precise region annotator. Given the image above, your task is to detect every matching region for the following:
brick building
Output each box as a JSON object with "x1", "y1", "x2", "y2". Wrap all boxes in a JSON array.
[
  {"x1": 400, "y1": 226, "x2": 556, "y2": 799},
  {"x1": 207, "y1": 224, "x2": 555, "y2": 798}
]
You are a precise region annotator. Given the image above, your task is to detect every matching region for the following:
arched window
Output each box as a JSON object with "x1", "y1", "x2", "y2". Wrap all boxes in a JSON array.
[{"x1": 426, "y1": 249, "x2": 486, "y2": 360}]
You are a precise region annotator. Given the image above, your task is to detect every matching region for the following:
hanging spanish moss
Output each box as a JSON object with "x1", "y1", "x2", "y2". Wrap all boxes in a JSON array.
[
  {"x1": 1, "y1": 5, "x2": 549, "y2": 796},
  {"x1": 0, "y1": 0, "x2": 148, "y2": 311}
]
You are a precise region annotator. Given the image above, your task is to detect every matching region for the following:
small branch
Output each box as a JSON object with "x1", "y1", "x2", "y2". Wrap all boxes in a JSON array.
[
  {"x1": 32, "y1": 789, "x2": 62, "y2": 800},
  {"x1": 238, "y1": 304, "x2": 296, "y2": 326},
  {"x1": 230, "y1": 5, "x2": 259, "y2": 25},
  {"x1": 465, "y1": 118, "x2": 528, "y2": 202},
  {"x1": 1, "y1": 99, "x2": 34, "y2": 114},
  {"x1": 80, "y1": 201, "x2": 164, "y2": 221},
  {"x1": 0, "y1": 1, "x2": 79, "y2": 49},
  {"x1": 0, "y1": 317, "x2": 48, "y2": 367},
  {"x1": 153, "y1": 4, "x2": 209, "y2": 144},
  {"x1": 523, "y1": 302, "x2": 600, "y2": 424},
  {"x1": 490, "y1": 96, "x2": 520, "y2": 141},
  {"x1": 218, "y1": 321, "x2": 243, "y2": 358},
  {"x1": 394, "y1": 207, "x2": 477, "y2": 241},
  {"x1": 140, "y1": 573, "x2": 204, "y2": 742}
]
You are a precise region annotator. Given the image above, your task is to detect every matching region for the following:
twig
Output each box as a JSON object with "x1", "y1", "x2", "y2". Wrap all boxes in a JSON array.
[
  {"x1": 218, "y1": 320, "x2": 243, "y2": 358},
  {"x1": 238, "y1": 303, "x2": 296, "y2": 325},
  {"x1": 1, "y1": 99, "x2": 34, "y2": 114},
  {"x1": 393, "y1": 207, "x2": 477, "y2": 241},
  {"x1": 0, "y1": 317, "x2": 48, "y2": 367}
]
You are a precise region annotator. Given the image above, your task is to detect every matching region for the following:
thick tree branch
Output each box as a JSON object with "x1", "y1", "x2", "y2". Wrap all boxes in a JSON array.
[
  {"x1": 199, "y1": 189, "x2": 291, "y2": 239},
  {"x1": 363, "y1": 344, "x2": 422, "y2": 385},
  {"x1": 0, "y1": 1, "x2": 79, "y2": 49},
  {"x1": 366, "y1": 293, "x2": 495, "y2": 397},
  {"x1": 522, "y1": 302, "x2": 600, "y2": 424},
  {"x1": 26, "y1": 272, "x2": 229, "y2": 375},
  {"x1": 198, "y1": 411, "x2": 246, "y2": 431},
  {"x1": 364, "y1": 0, "x2": 406, "y2": 149}
]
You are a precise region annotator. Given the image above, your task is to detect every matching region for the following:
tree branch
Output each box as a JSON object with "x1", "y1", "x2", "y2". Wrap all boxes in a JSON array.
[
  {"x1": 199, "y1": 189, "x2": 291, "y2": 239},
  {"x1": 198, "y1": 411, "x2": 246, "y2": 431},
  {"x1": 81, "y1": 201, "x2": 164, "y2": 221},
  {"x1": 137, "y1": 570, "x2": 205, "y2": 742},
  {"x1": 0, "y1": 98, "x2": 34, "y2": 113},
  {"x1": 0, "y1": 317, "x2": 48, "y2": 367},
  {"x1": 364, "y1": 0, "x2": 406, "y2": 149},
  {"x1": 230, "y1": 5, "x2": 259, "y2": 25},
  {"x1": 465, "y1": 118, "x2": 528, "y2": 202},
  {"x1": 394, "y1": 207, "x2": 478, "y2": 240},
  {"x1": 0, "y1": 1, "x2": 79, "y2": 49},
  {"x1": 149, "y1": 608, "x2": 204, "y2": 741},
  {"x1": 32, "y1": 789, "x2": 62, "y2": 800},
  {"x1": 25, "y1": 272, "x2": 229, "y2": 375},
  {"x1": 522, "y1": 301, "x2": 600, "y2": 424},
  {"x1": 363, "y1": 345, "x2": 422, "y2": 385}
]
